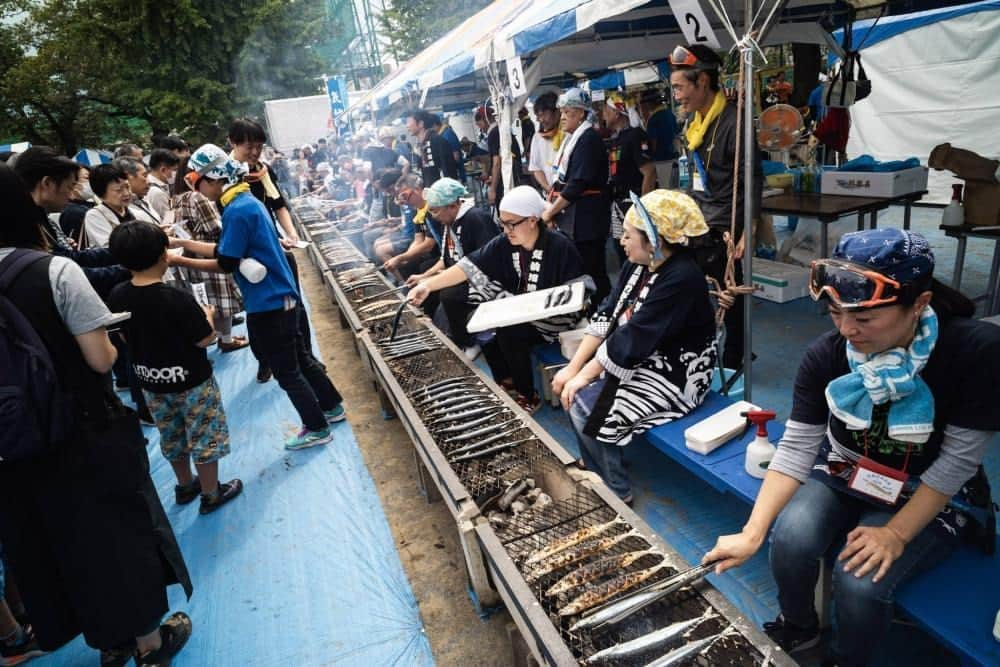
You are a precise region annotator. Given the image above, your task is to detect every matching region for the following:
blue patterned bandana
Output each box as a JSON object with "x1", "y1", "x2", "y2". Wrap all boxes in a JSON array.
[{"x1": 833, "y1": 229, "x2": 934, "y2": 285}]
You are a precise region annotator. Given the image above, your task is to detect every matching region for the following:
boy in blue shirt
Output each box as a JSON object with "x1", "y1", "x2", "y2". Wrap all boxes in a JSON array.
[{"x1": 171, "y1": 145, "x2": 346, "y2": 450}]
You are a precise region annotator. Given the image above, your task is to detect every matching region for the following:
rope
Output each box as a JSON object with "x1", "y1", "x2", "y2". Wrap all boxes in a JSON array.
[{"x1": 709, "y1": 39, "x2": 756, "y2": 327}]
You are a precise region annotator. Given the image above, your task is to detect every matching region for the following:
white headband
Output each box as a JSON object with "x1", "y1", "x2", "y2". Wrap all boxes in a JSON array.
[{"x1": 499, "y1": 186, "x2": 546, "y2": 218}]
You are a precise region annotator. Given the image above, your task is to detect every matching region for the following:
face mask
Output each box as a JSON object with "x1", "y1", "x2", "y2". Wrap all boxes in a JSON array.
[{"x1": 78, "y1": 182, "x2": 95, "y2": 201}]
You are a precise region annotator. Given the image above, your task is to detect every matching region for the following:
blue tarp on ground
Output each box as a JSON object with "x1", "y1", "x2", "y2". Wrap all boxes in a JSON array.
[{"x1": 35, "y1": 294, "x2": 434, "y2": 666}]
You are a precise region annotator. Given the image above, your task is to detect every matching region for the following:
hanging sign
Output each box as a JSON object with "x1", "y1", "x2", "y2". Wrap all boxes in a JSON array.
[
  {"x1": 506, "y1": 56, "x2": 527, "y2": 97},
  {"x1": 668, "y1": 0, "x2": 721, "y2": 49}
]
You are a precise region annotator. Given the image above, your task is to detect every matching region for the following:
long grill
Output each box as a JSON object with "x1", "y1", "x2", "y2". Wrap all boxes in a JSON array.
[{"x1": 290, "y1": 201, "x2": 790, "y2": 667}]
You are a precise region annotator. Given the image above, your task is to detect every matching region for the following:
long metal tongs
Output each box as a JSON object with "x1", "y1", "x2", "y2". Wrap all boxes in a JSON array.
[{"x1": 359, "y1": 284, "x2": 408, "y2": 304}]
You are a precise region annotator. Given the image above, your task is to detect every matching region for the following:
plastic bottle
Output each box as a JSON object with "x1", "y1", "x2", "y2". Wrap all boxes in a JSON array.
[
  {"x1": 941, "y1": 183, "x2": 965, "y2": 227},
  {"x1": 742, "y1": 410, "x2": 777, "y2": 479}
]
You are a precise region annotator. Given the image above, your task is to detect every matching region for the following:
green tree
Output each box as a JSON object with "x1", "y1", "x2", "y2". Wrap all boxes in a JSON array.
[
  {"x1": 0, "y1": 0, "x2": 333, "y2": 154},
  {"x1": 377, "y1": 0, "x2": 491, "y2": 62}
]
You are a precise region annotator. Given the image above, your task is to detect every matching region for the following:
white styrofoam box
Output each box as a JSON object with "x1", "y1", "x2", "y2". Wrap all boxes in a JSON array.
[
  {"x1": 751, "y1": 258, "x2": 811, "y2": 303},
  {"x1": 685, "y1": 400, "x2": 759, "y2": 455},
  {"x1": 821, "y1": 166, "x2": 928, "y2": 198},
  {"x1": 467, "y1": 281, "x2": 586, "y2": 333}
]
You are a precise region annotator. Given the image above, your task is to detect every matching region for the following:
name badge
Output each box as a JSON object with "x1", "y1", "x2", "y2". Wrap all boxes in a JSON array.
[
  {"x1": 848, "y1": 456, "x2": 908, "y2": 505},
  {"x1": 692, "y1": 172, "x2": 706, "y2": 193}
]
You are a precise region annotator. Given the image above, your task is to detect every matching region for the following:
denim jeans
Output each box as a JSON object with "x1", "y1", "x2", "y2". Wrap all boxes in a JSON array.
[
  {"x1": 568, "y1": 389, "x2": 631, "y2": 499},
  {"x1": 770, "y1": 477, "x2": 955, "y2": 666},
  {"x1": 247, "y1": 307, "x2": 342, "y2": 432}
]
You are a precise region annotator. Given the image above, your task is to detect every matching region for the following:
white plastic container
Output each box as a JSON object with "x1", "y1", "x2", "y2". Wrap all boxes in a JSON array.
[{"x1": 684, "y1": 401, "x2": 759, "y2": 455}]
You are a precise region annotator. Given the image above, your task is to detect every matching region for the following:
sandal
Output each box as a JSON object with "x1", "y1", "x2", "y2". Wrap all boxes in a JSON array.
[
  {"x1": 218, "y1": 336, "x2": 250, "y2": 353},
  {"x1": 514, "y1": 392, "x2": 542, "y2": 415}
]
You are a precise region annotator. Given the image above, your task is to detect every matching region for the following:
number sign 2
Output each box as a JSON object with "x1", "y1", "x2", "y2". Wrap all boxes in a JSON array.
[{"x1": 669, "y1": 0, "x2": 721, "y2": 49}]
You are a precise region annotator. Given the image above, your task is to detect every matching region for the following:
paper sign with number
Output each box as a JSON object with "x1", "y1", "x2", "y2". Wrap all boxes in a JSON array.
[
  {"x1": 668, "y1": 0, "x2": 721, "y2": 49},
  {"x1": 506, "y1": 57, "x2": 527, "y2": 97}
]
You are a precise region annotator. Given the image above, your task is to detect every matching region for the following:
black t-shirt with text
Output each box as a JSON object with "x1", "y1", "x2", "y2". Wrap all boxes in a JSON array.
[{"x1": 107, "y1": 282, "x2": 214, "y2": 394}]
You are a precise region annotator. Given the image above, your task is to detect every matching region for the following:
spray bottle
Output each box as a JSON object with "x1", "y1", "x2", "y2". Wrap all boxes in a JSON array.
[
  {"x1": 742, "y1": 410, "x2": 777, "y2": 479},
  {"x1": 941, "y1": 183, "x2": 965, "y2": 227}
]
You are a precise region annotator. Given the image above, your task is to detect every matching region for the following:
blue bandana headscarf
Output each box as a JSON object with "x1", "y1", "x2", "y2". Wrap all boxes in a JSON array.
[{"x1": 833, "y1": 228, "x2": 934, "y2": 287}]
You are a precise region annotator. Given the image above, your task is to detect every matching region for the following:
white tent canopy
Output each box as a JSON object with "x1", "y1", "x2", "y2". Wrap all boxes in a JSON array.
[{"x1": 843, "y1": 1, "x2": 1000, "y2": 202}]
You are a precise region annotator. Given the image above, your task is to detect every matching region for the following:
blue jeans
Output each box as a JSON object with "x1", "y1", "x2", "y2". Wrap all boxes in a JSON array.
[
  {"x1": 770, "y1": 477, "x2": 955, "y2": 666},
  {"x1": 568, "y1": 389, "x2": 631, "y2": 499},
  {"x1": 247, "y1": 307, "x2": 342, "y2": 432}
]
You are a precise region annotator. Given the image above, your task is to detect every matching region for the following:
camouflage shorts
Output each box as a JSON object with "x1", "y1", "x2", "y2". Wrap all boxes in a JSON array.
[{"x1": 144, "y1": 376, "x2": 231, "y2": 465}]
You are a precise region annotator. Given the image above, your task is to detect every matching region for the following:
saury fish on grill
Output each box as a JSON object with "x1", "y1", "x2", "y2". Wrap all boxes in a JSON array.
[
  {"x1": 415, "y1": 386, "x2": 491, "y2": 408},
  {"x1": 412, "y1": 377, "x2": 475, "y2": 397},
  {"x1": 447, "y1": 437, "x2": 534, "y2": 462},
  {"x1": 525, "y1": 516, "x2": 627, "y2": 565},
  {"x1": 545, "y1": 549, "x2": 661, "y2": 597},
  {"x1": 584, "y1": 610, "x2": 715, "y2": 664},
  {"x1": 425, "y1": 396, "x2": 499, "y2": 417},
  {"x1": 433, "y1": 408, "x2": 510, "y2": 434},
  {"x1": 558, "y1": 560, "x2": 672, "y2": 616},
  {"x1": 443, "y1": 417, "x2": 521, "y2": 444},
  {"x1": 525, "y1": 530, "x2": 641, "y2": 583},
  {"x1": 358, "y1": 299, "x2": 401, "y2": 313},
  {"x1": 642, "y1": 627, "x2": 730, "y2": 667},
  {"x1": 568, "y1": 561, "x2": 716, "y2": 631},
  {"x1": 428, "y1": 405, "x2": 505, "y2": 425},
  {"x1": 445, "y1": 424, "x2": 524, "y2": 457}
]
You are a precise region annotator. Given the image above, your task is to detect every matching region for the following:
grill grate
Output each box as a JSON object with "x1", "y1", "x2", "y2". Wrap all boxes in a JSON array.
[{"x1": 494, "y1": 488, "x2": 766, "y2": 665}]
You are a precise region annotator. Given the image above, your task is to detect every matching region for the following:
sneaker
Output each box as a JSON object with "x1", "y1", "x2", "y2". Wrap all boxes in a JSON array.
[
  {"x1": 323, "y1": 404, "x2": 347, "y2": 423},
  {"x1": 134, "y1": 611, "x2": 192, "y2": 667},
  {"x1": 1, "y1": 625, "x2": 45, "y2": 665},
  {"x1": 285, "y1": 426, "x2": 333, "y2": 451},
  {"x1": 462, "y1": 344, "x2": 481, "y2": 361},
  {"x1": 514, "y1": 392, "x2": 542, "y2": 414},
  {"x1": 762, "y1": 614, "x2": 821, "y2": 654},
  {"x1": 174, "y1": 476, "x2": 201, "y2": 505},
  {"x1": 256, "y1": 364, "x2": 272, "y2": 383},
  {"x1": 199, "y1": 479, "x2": 243, "y2": 515}
]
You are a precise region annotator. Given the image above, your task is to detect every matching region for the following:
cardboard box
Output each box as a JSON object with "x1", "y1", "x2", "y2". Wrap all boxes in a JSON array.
[
  {"x1": 821, "y1": 166, "x2": 928, "y2": 198},
  {"x1": 751, "y1": 258, "x2": 810, "y2": 303}
]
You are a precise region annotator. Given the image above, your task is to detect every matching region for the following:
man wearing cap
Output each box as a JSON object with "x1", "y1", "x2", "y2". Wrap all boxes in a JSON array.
[
  {"x1": 638, "y1": 88, "x2": 680, "y2": 188},
  {"x1": 528, "y1": 91, "x2": 563, "y2": 196},
  {"x1": 169, "y1": 144, "x2": 347, "y2": 451},
  {"x1": 410, "y1": 186, "x2": 587, "y2": 413},
  {"x1": 405, "y1": 178, "x2": 497, "y2": 359},
  {"x1": 540, "y1": 87, "x2": 612, "y2": 306},
  {"x1": 669, "y1": 44, "x2": 763, "y2": 369},
  {"x1": 602, "y1": 92, "x2": 656, "y2": 260}
]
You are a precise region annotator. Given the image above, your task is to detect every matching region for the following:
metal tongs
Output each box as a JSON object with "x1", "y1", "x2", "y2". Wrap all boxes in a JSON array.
[
  {"x1": 358, "y1": 284, "x2": 407, "y2": 304},
  {"x1": 573, "y1": 560, "x2": 718, "y2": 631}
]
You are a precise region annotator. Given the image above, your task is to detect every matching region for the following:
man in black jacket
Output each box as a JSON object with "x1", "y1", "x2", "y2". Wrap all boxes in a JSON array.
[
  {"x1": 670, "y1": 44, "x2": 763, "y2": 368},
  {"x1": 406, "y1": 110, "x2": 458, "y2": 185}
]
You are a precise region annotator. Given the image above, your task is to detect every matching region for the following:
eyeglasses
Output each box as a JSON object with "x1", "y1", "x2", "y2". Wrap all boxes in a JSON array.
[
  {"x1": 809, "y1": 259, "x2": 906, "y2": 310},
  {"x1": 498, "y1": 216, "x2": 531, "y2": 232},
  {"x1": 670, "y1": 46, "x2": 701, "y2": 68}
]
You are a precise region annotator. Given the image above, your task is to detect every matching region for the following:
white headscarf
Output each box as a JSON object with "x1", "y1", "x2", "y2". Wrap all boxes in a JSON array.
[{"x1": 499, "y1": 186, "x2": 546, "y2": 218}]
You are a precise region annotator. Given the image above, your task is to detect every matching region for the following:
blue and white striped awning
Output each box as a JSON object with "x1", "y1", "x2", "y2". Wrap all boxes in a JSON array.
[
  {"x1": 0, "y1": 141, "x2": 31, "y2": 154},
  {"x1": 74, "y1": 148, "x2": 114, "y2": 167}
]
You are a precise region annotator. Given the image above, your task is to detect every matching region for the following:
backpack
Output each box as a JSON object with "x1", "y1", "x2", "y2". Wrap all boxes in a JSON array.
[{"x1": 0, "y1": 249, "x2": 75, "y2": 462}]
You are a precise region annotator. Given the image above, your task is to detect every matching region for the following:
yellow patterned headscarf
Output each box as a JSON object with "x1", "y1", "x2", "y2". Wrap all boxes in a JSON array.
[{"x1": 624, "y1": 189, "x2": 709, "y2": 246}]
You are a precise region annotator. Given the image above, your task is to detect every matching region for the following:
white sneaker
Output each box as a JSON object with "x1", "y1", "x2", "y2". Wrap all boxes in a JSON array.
[{"x1": 462, "y1": 344, "x2": 482, "y2": 361}]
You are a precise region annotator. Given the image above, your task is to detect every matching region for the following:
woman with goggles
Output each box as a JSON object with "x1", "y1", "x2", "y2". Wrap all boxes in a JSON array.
[
  {"x1": 408, "y1": 186, "x2": 588, "y2": 413},
  {"x1": 704, "y1": 228, "x2": 999, "y2": 666}
]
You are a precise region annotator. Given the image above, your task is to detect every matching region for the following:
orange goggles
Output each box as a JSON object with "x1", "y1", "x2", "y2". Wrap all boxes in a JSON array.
[
  {"x1": 670, "y1": 46, "x2": 701, "y2": 68},
  {"x1": 809, "y1": 259, "x2": 905, "y2": 310}
]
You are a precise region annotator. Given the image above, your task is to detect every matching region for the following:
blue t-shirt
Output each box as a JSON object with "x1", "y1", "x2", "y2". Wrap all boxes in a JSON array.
[
  {"x1": 808, "y1": 84, "x2": 827, "y2": 123},
  {"x1": 218, "y1": 192, "x2": 299, "y2": 314},
  {"x1": 645, "y1": 108, "x2": 679, "y2": 161},
  {"x1": 398, "y1": 204, "x2": 416, "y2": 242}
]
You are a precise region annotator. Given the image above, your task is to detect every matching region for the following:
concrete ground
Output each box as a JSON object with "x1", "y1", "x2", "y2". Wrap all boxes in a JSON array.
[{"x1": 298, "y1": 253, "x2": 513, "y2": 666}]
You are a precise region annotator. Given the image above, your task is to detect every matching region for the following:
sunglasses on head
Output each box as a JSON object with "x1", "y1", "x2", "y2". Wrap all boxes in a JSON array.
[
  {"x1": 809, "y1": 259, "x2": 913, "y2": 310},
  {"x1": 670, "y1": 46, "x2": 701, "y2": 68}
]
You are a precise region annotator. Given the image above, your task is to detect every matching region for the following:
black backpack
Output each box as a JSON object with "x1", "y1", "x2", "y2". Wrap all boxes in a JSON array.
[{"x1": 0, "y1": 249, "x2": 75, "y2": 462}]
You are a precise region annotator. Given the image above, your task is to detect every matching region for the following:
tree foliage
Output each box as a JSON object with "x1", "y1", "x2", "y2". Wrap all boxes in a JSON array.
[
  {"x1": 0, "y1": 0, "x2": 331, "y2": 154},
  {"x1": 377, "y1": 0, "x2": 491, "y2": 63}
]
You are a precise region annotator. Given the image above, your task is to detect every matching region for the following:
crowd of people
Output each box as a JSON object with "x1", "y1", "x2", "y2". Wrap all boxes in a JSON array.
[
  {"x1": 0, "y1": 119, "x2": 348, "y2": 665},
  {"x1": 0, "y1": 37, "x2": 996, "y2": 667}
]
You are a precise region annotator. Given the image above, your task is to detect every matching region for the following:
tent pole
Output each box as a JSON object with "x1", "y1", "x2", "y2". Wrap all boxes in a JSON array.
[{"x1": 742, "y1": 0, "x2": 755, "y2": 401}]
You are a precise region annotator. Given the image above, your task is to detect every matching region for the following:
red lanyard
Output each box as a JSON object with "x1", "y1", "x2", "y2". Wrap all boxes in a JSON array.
[{"x1": 862, "y1": 431, "x2": 913, "y2": 474}]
